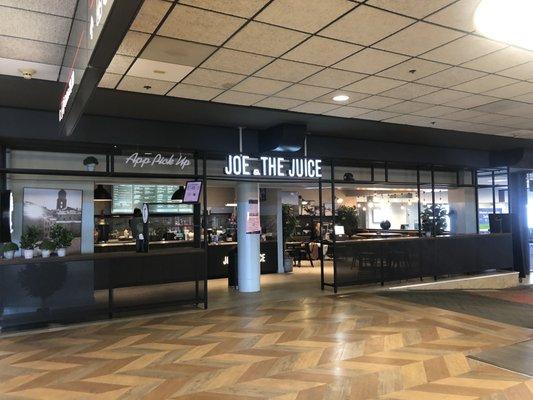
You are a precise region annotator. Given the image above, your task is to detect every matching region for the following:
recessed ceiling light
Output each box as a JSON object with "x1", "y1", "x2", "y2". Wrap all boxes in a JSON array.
[
  {"x1": 332, "y1": 94, "x2": 349, "y2": 102},
  {"x1": 475, "y1": 0, "x2": 533, "y2": 50},
  {"x1": 19, "y1": 68, "x2": 36, "y2": 80}
]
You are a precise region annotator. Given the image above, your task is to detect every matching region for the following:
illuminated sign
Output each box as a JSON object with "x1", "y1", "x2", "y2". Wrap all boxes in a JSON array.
[
  {"x1": 124, "y1": 152, "x2": 191, "y2": 169},
  {"x1": 89, "y1": 0, "x2": 109, "y2": 41},
  {"x1": 59, "y1": 71, "x2": 75, "y2": 121},
  {"x1": 223, "y1": 253, "x2": 266, "y2": 266},
  {"x1": 224, "y1": 155, "x2": 322, "y2": 178}
]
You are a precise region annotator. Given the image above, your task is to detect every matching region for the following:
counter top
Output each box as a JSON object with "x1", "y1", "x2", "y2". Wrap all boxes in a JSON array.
[
  {"x1": 0, "y1": 247, "x2": 204, "y2": 266},
  {"x1": 336, "y1": 233, "x2": 511, "y2": 244},
  {"x1": 95, "y1": 240, "x2": 194, "y2": 247}
]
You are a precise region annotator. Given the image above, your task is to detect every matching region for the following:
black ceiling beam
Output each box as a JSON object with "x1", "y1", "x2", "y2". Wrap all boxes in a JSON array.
[{"x1": 59, "y1": 0, "x2": 143, "y2": 137}]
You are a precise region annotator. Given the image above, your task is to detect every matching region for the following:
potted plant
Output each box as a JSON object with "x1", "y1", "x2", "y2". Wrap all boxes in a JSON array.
[
  {"x1": 380, "y1": 220, "x2": 391, "y2": 231},
  {"x1": 40, "y1": 239, "x2": 56, "y2": 258},
  {"x1": 282, "y1": 204, "x2": 297, "y2": 273},
  {"x1": 20, "y1": 226, "x2": 40, "y2": 259},
  {"x1": 50, "y1": 224, "x2": 74, "y2": 257},
  {"x1": 420, "y1": 204, "x2": 448, "y2": 236},
  {"x1": 83, "y1": 156, "x2": 99, "y2": 171},
  {"x1": 337, "y1": 205, "x2": 358, "y2": 237},
  {"x1": 2, "y1": 242, "x2": 19, "y2": 259}
]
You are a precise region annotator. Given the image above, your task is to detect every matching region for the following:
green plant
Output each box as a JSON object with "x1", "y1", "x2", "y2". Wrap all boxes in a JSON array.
[
  {"x1": 1, "y1": 242, "x2": 19, "y2": 252},
  {"x1": 50, "y1": 224, "x2": 74, "y2": 248},
  {"x1": 282, "y1": 204, "x2": 297, "y2": 243},
  {"x1": 337, "y1": 205, "x2": 358, "y2": 237},
  {"x1": 83, "y1": 156, "x2": 99, "y2": 165},
  {"x1": 40, "y1": 239, "x2": 56, "y2": 251},
  {"x1": 420, "y1": 204, "x2": 448, "y2": 235},
  {"x1": 20, "y1": 226, "x2": 41, "y2": 249}
]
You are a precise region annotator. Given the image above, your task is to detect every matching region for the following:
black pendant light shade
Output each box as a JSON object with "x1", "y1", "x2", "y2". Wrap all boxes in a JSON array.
[
  {"x1": 94, "y1": 184, "x2": 111, "y2": 201},
  {"x1": 171, "y1": 186, "x2": 185, "y2": 202}
]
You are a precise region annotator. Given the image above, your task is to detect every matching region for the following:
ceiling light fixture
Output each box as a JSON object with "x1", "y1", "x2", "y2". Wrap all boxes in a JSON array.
[
  {"x1": 19, "y1": 68, "x2": 36, "y2": 80},
  {"x1": 474, "y1": 0, "x2": 533, "y2": 50},
  {"x1": 332, "y1": 94, "x2": 350, "y2": 102}
]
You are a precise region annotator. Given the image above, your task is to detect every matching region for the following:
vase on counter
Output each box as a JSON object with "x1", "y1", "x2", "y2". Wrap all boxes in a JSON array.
[
  {"x1": 41, "y1": 249, "x2": 51, "y2": 258},
  {"x1": 57, "y1": 248, "x2": 67, "y2": 257}
]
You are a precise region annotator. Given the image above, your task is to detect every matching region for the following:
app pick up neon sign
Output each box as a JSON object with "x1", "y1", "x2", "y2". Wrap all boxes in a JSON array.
[{"x1": 224, "y1": 155, "x2": 322, "y2": 178}]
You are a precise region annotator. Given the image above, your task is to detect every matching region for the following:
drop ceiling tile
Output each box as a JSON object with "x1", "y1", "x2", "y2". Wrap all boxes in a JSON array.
[
  {"x1": 276, "y1": 84, "x2": 332, "y2": 101},
  {"x1": 425, "y1": 0, "x2": 481, "y2": 32},
  {"x1": 203, "y1": 48, "x2": 273, "y2": 75},
  {"x1": 462, "y1": 47, "x2": 533, "y2": 73},
  {"x1": 232, "y1": 76, "x2": 291, "y2": 95},
  {"x1": 377, "y1": 58, "x2": 449, "y2": 81},
  {"x1": 283, "y1": 37, "x2": 362, "y2": 67},
  {"x1": 416, "y1": 67, "x2": 486, "y2": 87},
  {"x1": 498, "y1": 61, "x2": 533, "y2": 81},
  {"x1": 383, "y1": 101, "x2": 433, "y2": 113},
  {"x1": 254, "y1": 97, "x2": 306, "y2": 110},
  {"x1": 255, "y1": 59, "x2": 322, "y2": 82},
  {"x1": 0, "y1": 36, "x2": 64, "y2": 65},
  {"x1": 452, "y1": 75, "x2": 518, "y2": 93},
  {"x1": 384, "y1": 114, "x2": 436, "y2": 126},
  {"x1": 130, "y1": 0, "x2": 172, "y2": 33},
  {"x1": 422, "y1": 35, "x2": 505, "y2": 65},
  {"x1": 512, "y1": 92, "x2": 533, "y2": 104},
  {"x1": 334, "y1": 48, "x2": 408, "y2": 74},
  {"x1": 343, "y1": 76, "x2": 405, "y2": 94},
  {"x1": 302, "y1": 68, "x2": 366, "y2": 89},
  {"x1": 350, "y1": 95, "x2": 403, "y2": 109},
  {"x1": 256, "y1": 0, "x2": 356, "y2": 33},
  {"x1": 414, "y1": 89, "x2": 470, "y2": 105},
  {"x1": 484, "y1": 82, "x2": 533, "y2": 98},
  {"x1": 412, "y1": 105, "x2": 461, "y2": 117},
  {"x1": 0, "y1": 6, "x2": 71, "y2": 45},
  {"x1": 214, "y1": 91, "x2": 266, "y2": 106},
  {"x1": 180, "y1": 0, "x2": 269, "y2": 18},
  {"x1": 324, "y1": 106, "x2": 373, "y2": 118},
  {"x1": 440, "y1": 109, "x2": 485, "y2": 121},
  {"x1": 167, "y1": 84, "x2": 223, "y2": 101},
  {"x1": 471, "y1": 99, "x2": 526, "y2": 115},
  {"x1": 374, "y1": 22, "x2": 464, "y2": 56},
  {"x1": 127, "y1": 58, "x2": 194, "y2": 82},
  {"x1": 158, "y1": 5, "x2": 245, "y2": 46},
  {"x1": 380, "y1": 82, "x2": 439, "y2": 100},
  {"x1": 183, "y1": 68, "x2": 246, "y2": 89},
  {"x1": 142, "y1": 36, "x2": 216, "y2": 66},
  {"x1": 467, "y1": 112, "x2": 511, "y2": 124},
  {"x1": 290, "y1": 101, "x2": 339, "y2": 114},
  {"x1": 358, "y1": 110, "x2": 400, "y2": 121},
  {"x1": 0, "y1": 57, "x2": 59, "y2": 81},
  {"x1": 366, "y1": 0, "x2": 456, "y2": 18},
  {"x1": 106, "y1": 55, "x2": 135, "y2": 74},
  {"x1": 98, "y1": 73, "x2": 122, "y2": 89},
  {"x1": 117, "y1": 76, "x2": 175, "y2": 95},
  {"x1": 225, "y1": 21, "x2": 309, "y2": 57},
  {"x1": 117, "y1": 31, "x2": 151, "y2": 57},
  {"x1": 313, "y1": 90, "x2": 369, "y2": 105},
  {"x1": 321, "y1": 5, "x2": 413, "y2": 46},
  {"x1": 0, "y1": 0, "x2": 77, "y2": 17}
]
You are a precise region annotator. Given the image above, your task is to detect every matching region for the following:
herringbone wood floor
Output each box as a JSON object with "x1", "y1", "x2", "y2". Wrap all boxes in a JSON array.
[{"x1": 0, "y1": 291, "x2": 532, "y2": 399}]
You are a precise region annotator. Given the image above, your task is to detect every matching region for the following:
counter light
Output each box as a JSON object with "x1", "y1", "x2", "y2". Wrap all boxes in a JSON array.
[
  {"x1": 225, "y1": 203, "x2": 237, "y2": 207},
  {"x1": 475, "y1": 0, "x2": 533, "y2": 50},
  {"x1": 332, "y1": 94, "x2": 349, "y2": 102}
]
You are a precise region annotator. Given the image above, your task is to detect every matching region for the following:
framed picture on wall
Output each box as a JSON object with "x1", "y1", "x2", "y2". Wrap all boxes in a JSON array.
[{"x1": 23, "y1": 188, "x2": 83, "y2": 253}]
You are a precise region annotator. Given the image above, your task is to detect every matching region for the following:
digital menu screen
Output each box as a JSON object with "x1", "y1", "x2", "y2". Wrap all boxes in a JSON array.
[
  {"x1": 111, "y1": 185, "x2": 193, "y2": 214},
  {"x1": 183, "y1": 181, "x2": 202, "y2": 203}
]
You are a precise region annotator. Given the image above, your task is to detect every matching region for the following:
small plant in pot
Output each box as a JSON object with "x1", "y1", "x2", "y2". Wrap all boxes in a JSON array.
[
  {"x1": 2, "y1": 242, "x2": 19, "y2": 259},
  {"x1": 282, "y1": 204, "x2": 297, "y2": 273},
  {"x1": 83, "y1": 156, "x2": 99, "y2": 171},
  {"x1": 20, "y1": 226, "x2": 40, "y2": 259},
  {"x1": 337, "y1": 205, "x2": 359, "y2": 237},
  {"x1": 39, "y1": 239, "x2": 56, "y2": 258},
  {"x1": 50, "y1": 224, "x2": 74, "y2": 257},
  {"x1": 420, "y1": 204, "x2": 447, "y2": 236}
]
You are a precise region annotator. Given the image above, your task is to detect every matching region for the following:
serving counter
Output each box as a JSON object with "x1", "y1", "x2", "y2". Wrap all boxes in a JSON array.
[
  {"x1": 0, "y1": 247, "x2": 205, "y2": 329},
  {"x1": 332, "y1": 233, "x2": 514, "y2": 288}
]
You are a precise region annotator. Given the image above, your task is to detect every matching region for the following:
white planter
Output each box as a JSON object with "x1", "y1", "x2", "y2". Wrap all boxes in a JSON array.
[
  {"x1": 57, "y1": 248, "x2": 67, "y2": 257},
  {"x1": 85, "y1": 164, "x2": 96, "y2": 171},
  {"x1": 3, "y1": 250, "x2": 14, "y2": 259},
  {"x1": 425, "y1": 231, "x2": 432, "y2": 237},
  {"x1": 41, "y1": 249, "x2": 51, "y2": 258},
  {"x1": 283, "y1": 257, "x2": 293, "y2": 273},
  {"x1": 23, "y1": 249, "x2": 34, "y2": 259}
]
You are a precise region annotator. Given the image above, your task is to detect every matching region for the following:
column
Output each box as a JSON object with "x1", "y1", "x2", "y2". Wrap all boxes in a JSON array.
[{"x1": 237, "y1": 182, "x2": 260, "y2": 292}]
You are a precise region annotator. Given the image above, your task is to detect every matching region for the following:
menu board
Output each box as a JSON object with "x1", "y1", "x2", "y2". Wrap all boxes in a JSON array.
[{"x1": 111, "y1": 185, "x2": 193, "y2": 214}]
